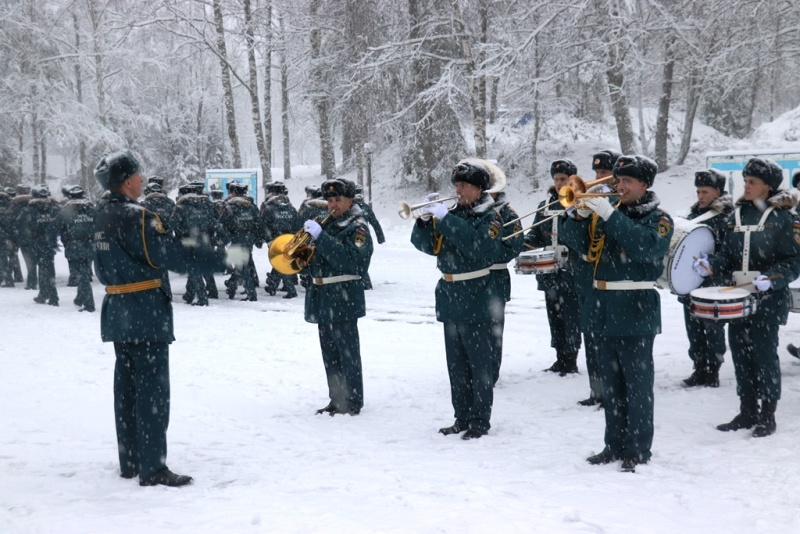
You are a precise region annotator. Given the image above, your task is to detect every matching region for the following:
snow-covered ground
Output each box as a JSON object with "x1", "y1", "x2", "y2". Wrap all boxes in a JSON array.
[{"x1": 5, "y1": 111, "x2": 800, "y2": 532}]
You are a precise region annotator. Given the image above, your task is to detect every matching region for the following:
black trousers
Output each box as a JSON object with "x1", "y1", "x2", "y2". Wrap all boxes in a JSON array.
[
  {"x1": 543, "y1": 285, "x2": 581, "y2": 355},
  {"x1": 318, "y1": 321, "x2": 363, "y2": 412},
  {"x1": 444, "y1": 321, "x2": 494, "y2": 432},
  {"x1": 35, "y1": 251, "x2": 58, "y2": 304},
  {"x1": 682, "y1": 301, "x2": 726, "y2": 371},
  {"x1": 113, "y1": 341, "x2": 170, "y2": 479},
  {"x1": 20, "y1": 247, "x2": 37, "y2": 289},
  {"x1": 72, "y1": 258, "x2": 94, "y2": 310},
  {"x1": 729, "y1": 318, "x2": 781, "y2": 402}
]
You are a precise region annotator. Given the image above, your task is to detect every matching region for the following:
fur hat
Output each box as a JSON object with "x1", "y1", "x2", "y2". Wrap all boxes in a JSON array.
[
  {"x1": 612, "y1": 155, "x2": 658, "y2": 186},
  {"x1": 148, "y1": 176, "x2": 164, "y2": 188},
  {"x1": 791, "y1": 170, "x2": 800, "y2": 190},
  {"x1": 550, "y1": 159, "x2": 577, "y2": 177},
  {"x1": 31, "y1": 184, "x2": 50, "y2": 198},
  {"x1": 592, "y1": 149, "x2": 622, "y2": 171},
  {"x1": 451, "y1": 161, "x2": 490, "y2": 190},
  {"x1": 694, "y1": 169, "x2": 727, "y2": 194},
  {"x1": 67, "y1": 185, "x2": 85, "y2": 199},
  {"x1": 321, "y1": 178, "x2": 355, "y2": 199},
  {"x1": 16, "y1": 184, "x2": 31, "y2": 195},
  {"x1": 742, "y1": 158, "x2": 784, "y2": 192},
  {"x1": 267, "y1": 181, "x2": 288, "y2": 195},
  {"x1": 226, "y1": 180, "x2": 249, "y2": 195},
  {"x1": 94, "y1": 150, "x2": 141, "y2": 190},
  {"x1": 144, "y1": 183, "x2": 162, "y2": 195}
]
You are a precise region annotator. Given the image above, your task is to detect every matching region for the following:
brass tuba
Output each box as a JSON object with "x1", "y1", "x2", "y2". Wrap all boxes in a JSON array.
[{"x1": 268, "y1": 214, "x2": 331, "y2": 275}]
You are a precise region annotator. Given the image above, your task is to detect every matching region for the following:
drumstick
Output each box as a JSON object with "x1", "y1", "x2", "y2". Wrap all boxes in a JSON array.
[
  {"x1": 720, "y1": 274, "x2": 783, "y2": 292},
  {"x1": 692, "y1": 256, "x2": 713, "y2": 275}
]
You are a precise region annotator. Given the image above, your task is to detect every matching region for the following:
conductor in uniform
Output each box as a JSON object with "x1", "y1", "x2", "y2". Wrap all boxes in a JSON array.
[
  {"x1": 93, "y1": 150, "x2": 242, "y2": 486},
  {"x1": 411, "y1": 161, "x2": 503, "y2": 439},
  {"x1": 303, "y1": 179, "x2": 374, "y2": 416},
  {"x1": 561, "y1": 155, "x2": 672, "y2": 472}
]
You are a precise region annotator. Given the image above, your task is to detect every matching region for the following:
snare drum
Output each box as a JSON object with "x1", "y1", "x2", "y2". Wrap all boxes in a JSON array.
[
  {"x1": 515, "y1": 249, "x2": 558, "y2": 275},
  {"x1": 690, "y1": 286, "x2": 757, "y2": 321},
  {"x1": 658, "y1": 217, "x2": 715, "y2": 295}
]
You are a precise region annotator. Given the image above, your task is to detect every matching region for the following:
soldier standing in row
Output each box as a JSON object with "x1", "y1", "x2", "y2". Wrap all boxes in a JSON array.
[
  {"x1": 10, "y1": 185, "x2": 37, "y2": 290},
  {"x1": 52, "y1": 186, "x2": 97, "y2": 311},
  {"x1": 0, "y1": 189, "x2": 15, "y2": 287},
  {"x1": 20, "y1": 185, "x2": 61, "y2": 306},
  {"x1": 262, "y1": 181, "x2": 300, "y2": 299}
]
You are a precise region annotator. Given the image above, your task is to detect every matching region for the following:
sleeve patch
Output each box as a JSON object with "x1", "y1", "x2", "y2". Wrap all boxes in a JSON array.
[
  {"x1": 354, "y1": 228, "x2": 367, "y2": 248},
  {"x1": 794, "y1": 221, "x2": 800, "y2": 245},
  {"x1": 488, "y1": 220, "x2": 501, "y2": 239},
  {"x1": 657, "y1": 216, "x2": 671, "y2": 238}
]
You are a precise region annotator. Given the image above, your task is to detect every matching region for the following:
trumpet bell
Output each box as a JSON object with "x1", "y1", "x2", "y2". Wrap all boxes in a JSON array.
[{"x1": 269, "y1": 233, "x2": 312, "y2": 275}]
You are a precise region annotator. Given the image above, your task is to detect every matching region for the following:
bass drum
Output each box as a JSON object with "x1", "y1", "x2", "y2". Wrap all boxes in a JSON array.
[{"x1": 657, "y1": 216, "x2": 715, "y2": 295}]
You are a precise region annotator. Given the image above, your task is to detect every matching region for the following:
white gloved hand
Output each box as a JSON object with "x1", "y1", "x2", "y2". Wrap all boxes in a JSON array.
[
  {"x1": 753, "y1": 274, "x2": 772, "y2": 292},
  {"x1": 692, "y1": 252, "x2": 711, "y2": 277},
  {"x1": 225, "y1": 244, "x2": 250, "y2": 269},
  {"x1": 424, "y1": 192, "x2": 441, "y2": 202},
  {"x1": 304, "y1": 219, "x2": 323, "y2": 239},
  {"x1": 582, "y1": 196, "x2": 615, "y2": 221},
  {"x1": 423, "y1": 202, "x2": 449, "y2": 221},
  {"x1": 575, "y1": 204, "x2": 593, "y2": 219}
]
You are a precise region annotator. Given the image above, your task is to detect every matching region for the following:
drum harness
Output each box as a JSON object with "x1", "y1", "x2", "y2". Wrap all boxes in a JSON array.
[
  {"x1": 731, "y1": 205, "x2": 774, "y2": 289},
  {"x1": 542, "y1": 207, "x2": 568, "y2": 271}
]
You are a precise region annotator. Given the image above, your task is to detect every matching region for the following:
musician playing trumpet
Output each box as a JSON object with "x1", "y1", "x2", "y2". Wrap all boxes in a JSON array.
[
  {"x1": 411, "y1": 161, "x2": 503, "y2": 439},
  {"x1": 304, "y1": 178, "x2": 374, "y2": 417},
  {"x1": 561, "y1": 155, "x2": 673, "y2": 472}
]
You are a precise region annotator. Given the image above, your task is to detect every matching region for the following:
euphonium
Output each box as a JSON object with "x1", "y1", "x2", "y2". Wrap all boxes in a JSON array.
[{"x1": 268, "y1": 214, "x2": 332, "y2": 275}]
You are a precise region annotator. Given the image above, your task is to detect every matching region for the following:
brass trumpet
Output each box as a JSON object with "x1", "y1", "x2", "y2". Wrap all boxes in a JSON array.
[
  {"x1": 268, "y1": 214, "x2": 332, "y2": 275},
  {"x1": 397, "y1": 195, "x2": 459, "y2": 220}
]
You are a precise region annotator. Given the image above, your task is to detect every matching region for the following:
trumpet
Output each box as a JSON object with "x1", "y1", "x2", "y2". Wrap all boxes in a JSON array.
[
  {"x1": 268, "y1": 214, "x2": 332, "y2": 275},
  {"x1": 397, "y1": 195, "x2": 459, "y2": 220}
]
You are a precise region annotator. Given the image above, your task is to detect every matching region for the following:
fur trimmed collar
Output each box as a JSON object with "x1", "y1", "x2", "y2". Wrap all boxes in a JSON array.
[
  {"x1": 618, "y1": 190, "x2": 662, "y2": 217},
  {"x1": 735, "y1": 189, "x2": 800, "y2": 211},
  {"x1": 225, "y1": 196, "x2": 253, "y2": 208},
  {"x1": 454, "y1": 192, "x2": 494, "y2": 216},
  {"x1": 690, "y1": 194, "x2": 734, "y2": 215},
  {"x1": 331, "y1": 203, "x2": 365, "y2": 228}
]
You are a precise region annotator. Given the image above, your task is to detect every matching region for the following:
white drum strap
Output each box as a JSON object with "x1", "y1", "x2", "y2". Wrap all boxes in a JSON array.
[
  {"x1": 544, "y1": 209, "x2": 560, "y2": 248},
  {"x1": 691, "y1": 209, "x2": 721, "y2": 225},
  {"x1": 733, "y1": 206, "x2": 774, "y2": 272}
]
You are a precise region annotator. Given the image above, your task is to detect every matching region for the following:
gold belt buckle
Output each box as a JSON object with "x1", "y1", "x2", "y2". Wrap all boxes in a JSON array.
[
  {"x1": 595, "y1": 280, "x2": 607, "y2": 290},
  {"x1": 314, "y1": 277, "x2": 323, "y2": 285},
  {"x1": 443, "y1": 274, "x2": 454, "y2": 282}
]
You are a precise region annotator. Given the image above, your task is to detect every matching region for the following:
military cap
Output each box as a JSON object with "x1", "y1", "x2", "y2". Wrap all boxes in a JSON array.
[
  {"x1": 94, "y1": 150, "x2": 141, "y2": 190},
  {"x1": 743, "y1": 158, "x2": 784, "y2": 192},
  {"x1": 612, "y1": 155, "x2": 658, "y2": 186},
  {"x1": 321, "y1": 178, "x2": 355, "y2": 199},
  {"x1": 550, "y1": 159, "x2": 578, "y2": 177},
  {"x1": 592, "y1": 149, "x2": 622, "y2": 171},
  {"x1": 694, "y1": 169, "x2": 727, "y2": 194},
  {"x1": 451, "y1": 161, "x2": 490, "y2": 190}
]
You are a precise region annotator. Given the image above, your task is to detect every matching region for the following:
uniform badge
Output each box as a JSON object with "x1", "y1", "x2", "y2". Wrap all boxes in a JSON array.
[
  {"x1": 657, "y1": 216, "x2": 671, "y2": 238},
  {"x1": 151, "y1": 215, "x2": 166, "y2": 234},
  {"x1": 354, "y1": 227, "x2": 367, "y2": 248},
  {"x1": 794, "y1": 221, "x2": 800, "y2": 245},
  {"x1": 488, "y1": 220, "x2": 501, "y2": 239}
]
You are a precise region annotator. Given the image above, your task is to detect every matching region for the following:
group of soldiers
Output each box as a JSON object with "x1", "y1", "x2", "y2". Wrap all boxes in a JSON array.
[{"x1": 0, "y1": 174, "x2": 386, "y2": 309}]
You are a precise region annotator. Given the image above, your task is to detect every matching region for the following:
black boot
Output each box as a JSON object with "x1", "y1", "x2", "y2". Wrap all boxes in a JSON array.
[
  {"x1": 559, "y1": 352, "x2": 579, "y2": 376},
  {"x1": 717, "y1": 397, "x2": 759, "y2": 431},
  {"x1": 586, "y1": 449, "x2": 618, "y2": 465},
  {"x1": 753, "y1": 400, "x2": 777, "y2": 438},
  {"x1": 438, "y1": 423, "x2": 465, "y2": 435},
  {"x1": 461, "y1": 428, "x2": 487, "y2": 440},
  {"x1": 316, "y1": 403, "x2": 337, "y2": 415},
  {"x1": 543, "y1": 360, "x2": 563, "y2": 373},
  {"x1": 682, "y1": 368, "x2": 705, "y2": 387},
  {"x1": 139, "y1": 468, "x2": 193, "y2": 487},
  {"x1": 704, "y1": 367, "x2": 720, "y2": 388},
  {"x1": 787, "y1": 344, "x2": 800, "y2": 359}
]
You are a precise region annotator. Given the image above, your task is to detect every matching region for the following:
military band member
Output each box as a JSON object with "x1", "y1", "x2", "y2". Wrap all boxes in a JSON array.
[
  {"x1": 526, "y1": 159, "x2": 582, "y2": 376},
  {"x1": 562, "y1": 155, "x2": 672, "y2": 472},
  {"x1": 572, "y1": 150, "x2": 621, "y2": 406},
  {"x1": 694, "y1": 158, "x2": 800, "y2": 437},
  {"x1": 679, "y1": 169, "x2": 733, "y2": 387},
  {"x1": 92, "y1": 150, "x2": 242, "y2": 486},
  {"x1": 303, "y1": 179, "x2": 373, "y2": 416},
  {"x1": 786, "y1": 169, "x2": 800, "y2": 359},
  {"x1": 411, "y1": 161, "x2": 503, "y2": 439}
]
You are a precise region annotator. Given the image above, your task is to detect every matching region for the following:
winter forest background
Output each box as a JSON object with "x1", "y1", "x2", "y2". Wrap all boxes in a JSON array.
[{"x1": 2, "y1": 0, "x2": 799, "y2": 196}]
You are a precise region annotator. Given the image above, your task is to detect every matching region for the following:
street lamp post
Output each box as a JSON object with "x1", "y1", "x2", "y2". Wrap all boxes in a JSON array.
[{"x1": 363, "y1": 143, "x2": 374, "y2": 204}]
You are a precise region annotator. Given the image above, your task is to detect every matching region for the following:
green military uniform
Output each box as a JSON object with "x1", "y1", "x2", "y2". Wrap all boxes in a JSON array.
[
  {"x1": 411, "y1": 192, "x2": 503, "y2": 435},
  {"x1": 490, "y1": 192, "x2": 524, "y2": 384},
  {"x1": 52, "y1": 193, "x2": 98, "y2": 311},
  {"x1": 708, "y1": 190, "x2": 800, "y2": 428},
  {"x1": 305, "y1": 198, "x2": 373, "y2": 414},
  {"x1": 562, "y1": 186, "x2": 672, "y2": 467},
  {"x1": 95, "y1": 192, "x2": 227, "y2": 480},
  {"x1": 525, "y1": 187, "x2": 582, "y2": 374},
  {"x1": 679, "y1": 193, "x2": 734, "y2": 386}
]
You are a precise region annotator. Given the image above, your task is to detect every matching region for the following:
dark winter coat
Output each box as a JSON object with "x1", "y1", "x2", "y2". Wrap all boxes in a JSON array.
[
  {"x1": 94, "y1": 193, "x2": 226, "y2": 343},
  {"x1": 411, "y1": 193, "x2": 503, "y2": 323},
  {"x1": 355, "y1": 195, "x2": 385, "y2": 244},
  {"x1": 304, "y1": 204, "x2": 373, "y2": 324},
  {"x1": 561, "y1": 190, "x2": 673, "y2": 337},
  {"x1": 9, "y1": 195, "x2": 32, "y2": 247},
  {"x1": 219, "y1": 196, "x2": 263, "y2": 249},
  {"x1": 492, "y1": 192, "x2": 524, "y2": 302},
  {"x1": 298, "y1": 198, "x2": 328, "y2": 223},
  {"x1": 52, "y1": 199, "x2": 98, "y2": 261},
  {"x1": 171, "y1": 193, "x2": 228, "y2": 246},
  {"x1": 18, "y1": 197, "x2": 61, "y2": 257},
  {"x1": 708, "y1": 190, "x2": 800, "y2": 325},
  {"x1": 260, "y1": 194, "x2": 300, "y2": 241},
  {"x1": 140, "y1": 192, "x2": 175, "y2": 232}
]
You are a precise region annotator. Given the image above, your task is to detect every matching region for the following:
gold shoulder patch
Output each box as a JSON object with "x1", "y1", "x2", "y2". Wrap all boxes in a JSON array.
[
  {"x1": 488, "y1": 220, "x2": 501, "y2": 240},
  {"x1": 354, "y1": 227, "x2": 367, "y2": 248},
  {"x1": 151, "y1": 214, "x2": 166, "y2": 234},
  {"x1": 657, "y1": 216, "x2": 671, "y2": 238},
  {"x1": 794, "y1": 221, "x2": 800, "y2": 245}
]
